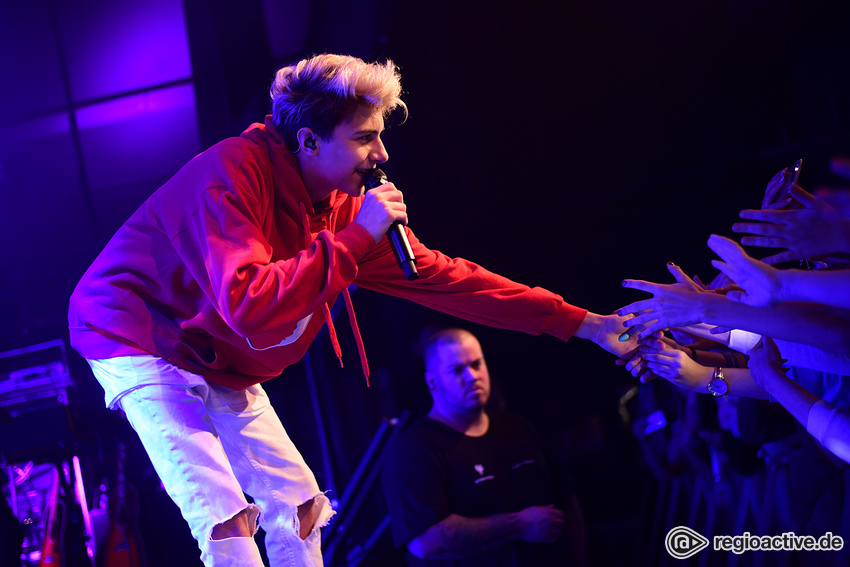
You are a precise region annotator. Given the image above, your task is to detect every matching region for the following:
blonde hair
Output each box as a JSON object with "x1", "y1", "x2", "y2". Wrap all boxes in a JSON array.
[{"x1": 270, "y1": 54, "x2": 407, "y2": 152}]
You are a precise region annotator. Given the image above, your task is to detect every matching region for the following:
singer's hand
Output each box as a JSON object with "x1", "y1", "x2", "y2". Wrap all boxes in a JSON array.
[
  {"x1": 355, "y1": 183, "x2": 408, "y2": 244},
  {"x1": 576, "y1": 311, "x2": 639, "y2": 359}
]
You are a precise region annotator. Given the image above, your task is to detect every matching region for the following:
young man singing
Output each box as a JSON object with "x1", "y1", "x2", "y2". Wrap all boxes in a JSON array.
[{"x1": 69, "y1": 54, "x2": 632, "y2": 566}]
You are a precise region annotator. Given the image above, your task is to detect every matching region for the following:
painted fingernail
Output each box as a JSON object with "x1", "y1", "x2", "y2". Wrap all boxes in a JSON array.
[
  {"x1": 667, "y1": 261, "x2": 675, "y2": 266},
  {"x1": 618, "y1": 332, "x2": 629, "y2": 342},
  {"x1": 621, "y1": 280, "x2": 627, "y2": 286},
  {"x1": 623, "y1": 321, "x2": 629, "y2": 327},
  {"x1": 616, "y1": 310, "x2": 623, "y2": 317}
]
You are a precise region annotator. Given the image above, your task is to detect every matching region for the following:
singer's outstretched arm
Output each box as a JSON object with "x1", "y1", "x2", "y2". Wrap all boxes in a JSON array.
[
  {"x1": 353, "y1": 229, "x2": 639, "y2": 359},
  {"x1": 574, "y1": 311, "x2": 639, "y2": 359}
]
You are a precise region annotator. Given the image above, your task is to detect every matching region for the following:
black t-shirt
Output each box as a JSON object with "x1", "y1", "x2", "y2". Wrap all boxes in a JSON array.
[{"x1": 380, "y1": 411, "x2": 571, "y2": 566}]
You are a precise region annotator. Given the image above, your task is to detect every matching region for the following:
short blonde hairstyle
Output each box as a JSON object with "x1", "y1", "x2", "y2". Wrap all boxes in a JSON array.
[{"x1": 270, "y1": 54, "x2": 407, "y2": 152}]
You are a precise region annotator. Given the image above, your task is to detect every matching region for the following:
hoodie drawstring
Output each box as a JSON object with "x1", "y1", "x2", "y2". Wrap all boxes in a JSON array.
[
  {"x1": 343, "y1": 287, "x2": 369, "y2": 385},
  {"x1": 298, "y1": 200, "x2": 370, "y2": 385}
]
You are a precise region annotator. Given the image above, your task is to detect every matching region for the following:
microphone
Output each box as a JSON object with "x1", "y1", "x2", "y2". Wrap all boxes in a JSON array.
[{"x1": 363, "y1": 168, "x2": 419, "y2": 281}]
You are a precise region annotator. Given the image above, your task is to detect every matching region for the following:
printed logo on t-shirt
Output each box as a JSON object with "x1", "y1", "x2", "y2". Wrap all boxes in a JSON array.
[
  {"x1": 473, "y1": 463, "x2": 495, "y2": 484},
  {"x1": 511, "y1": 458, "x2": 536, "y2": 470}
]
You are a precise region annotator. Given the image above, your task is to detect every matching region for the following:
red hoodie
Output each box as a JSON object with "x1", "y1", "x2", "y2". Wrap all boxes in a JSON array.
[{"x1": 69, "y1": 117, "x2": 587, "y2": 390}]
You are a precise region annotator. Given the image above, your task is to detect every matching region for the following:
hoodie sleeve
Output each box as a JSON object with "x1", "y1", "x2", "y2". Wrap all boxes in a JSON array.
[{"x1": 352, "y1": 227, "x2": 588, "y2": 341}]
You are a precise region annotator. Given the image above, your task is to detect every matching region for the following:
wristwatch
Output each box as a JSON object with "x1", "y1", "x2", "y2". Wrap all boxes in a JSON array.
[{"x1": 707, "y1": 367, "x2": 728, "y2": 397}]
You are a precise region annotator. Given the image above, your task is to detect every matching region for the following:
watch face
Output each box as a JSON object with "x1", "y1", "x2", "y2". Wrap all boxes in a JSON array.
[{"x1": 708, "y1": 378, "x2": 728, "y2": 396}]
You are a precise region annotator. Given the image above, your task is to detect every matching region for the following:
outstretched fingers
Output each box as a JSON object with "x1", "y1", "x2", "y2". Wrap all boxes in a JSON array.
[
  {"x1": 615, "y1": 303, "x2": 659, "y2": 338},
  {"x1": 666, "y1": 263, "x2": 698, "y2": 288},
  {"x1": 707, "y1": 234, "x2": 747, "y2": 262},
  {"x1": 757, "y1": 250, "x2": 794, "y2": 266},
  {"x1": 621, "y1": 278, "x2": 667, "y2": 295},
  {"x1": 788, "y1": 183, "x2": 819, "y2": 209},
  {"x1": 733, "y1": 220, "x2": 785, "y2": 238},
  {"x1": 736, "y1": 208, "x2": 790, "y2": 224},
  {"x1": 709, "y1": 259, "x2": 748, "y2": 297}
]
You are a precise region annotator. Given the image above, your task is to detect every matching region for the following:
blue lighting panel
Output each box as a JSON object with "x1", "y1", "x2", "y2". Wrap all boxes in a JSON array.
[
  {"x1": 0, "y1": 2, "x2": 65, "y2": 124},
  {"x1": 76, "y1": 83, "x2": 200, "y2": 193},
  {"x1": 0, "y1": 113, "x2": 78, "y2": 199},
  {"x1": 0, "y1": 113, "x2": 81, "y2": 265},
  {"x1": 56, "y1": 0, "x2": 192, "y2": 103}
]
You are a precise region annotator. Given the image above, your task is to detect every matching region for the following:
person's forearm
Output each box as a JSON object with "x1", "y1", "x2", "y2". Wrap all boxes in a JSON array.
[
  {"x1": 574, "y1": 311, "x2": 598, "y2": 341},
  {"x1": 683, "y1": 364, "x2": 768, "y2": 399},
  {"x1": 778, "y1": 269, "x2": 850, "y2": 310},
  {"x1": 355, "y1": 236, "x2": 588, "y2": 341},
  {"x1": 677, "y1": 323, "x2": 731, "y2": 346},
  {"x1": 407, "y1": 513, "x2": 522, "y2": 559},
  {"x1": 698, "y1": 295, "x2": 850, "y2": 353},
  {"x1": 757, "y1": 366, "x2": 819, "y2": 425},
  {"x1": 807, "y1": 402, "x2": 850, "y2": 465},
  {"x1": 717, "y1": 368, "x2": 770, "y2": 399},
  {"x1": 671, "y1": 362, "x2": 769, "y2": 399},
  {"x1": 691, "y1": 349, "x2": 746, "y2": 369},
  {"x1": 757, "y1": 365, "x2": 850, "y2": 464}
]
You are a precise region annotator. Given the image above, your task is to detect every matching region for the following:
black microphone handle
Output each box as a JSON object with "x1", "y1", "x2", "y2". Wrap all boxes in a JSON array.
[
  {"x1": 387, "y1": 221, "x2": 418, "y2": 281},
  {"x1": 364, "y1": 169, "x2": 419, "y2": 281}
]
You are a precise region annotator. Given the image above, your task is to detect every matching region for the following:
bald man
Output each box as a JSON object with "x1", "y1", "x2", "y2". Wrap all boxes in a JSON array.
[{"x1": 381, "y1": 329, "x2": 587, "y2": 566}]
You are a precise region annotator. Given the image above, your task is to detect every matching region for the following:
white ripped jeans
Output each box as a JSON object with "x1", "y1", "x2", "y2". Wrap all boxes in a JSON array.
[{"x1": 87, "y1": 356, "x2": 334, "y2": 566}]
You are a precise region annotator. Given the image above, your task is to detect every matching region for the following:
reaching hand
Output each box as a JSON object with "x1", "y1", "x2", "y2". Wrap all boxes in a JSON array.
[
  {"x1": 618, "y1": 263, "x2": 715, "y2": 339},
  {"x1": 616, "y1": 351, "x2": 652, "y2": 383},
  {"x1": 746, "y1": 336, "x2": 785, "y2": 389},
  {"x1": 733, "y1": 184, "x2": 850, "y2": 264},
  {"x1": 581, "y1": 311, "x2": 640, "y2": 359},
  {"x1": 637, "y1": 336, "x2": 711, "y2": 391},
  {"x1": 668, "y1": 329, "x2": 724, "y2": 351},
  {"x1": 707, "y1": 235, "x2": 782, "y2": 307},
  {"x1": 517, "y1": 505, "x2": 565, "y2": 543},
  {"x1": 760, "y1": 167, "x2": 795, "y2": 209},
  {"x1": 617, "y1": 332, "x2": 690, "y2": 384}
]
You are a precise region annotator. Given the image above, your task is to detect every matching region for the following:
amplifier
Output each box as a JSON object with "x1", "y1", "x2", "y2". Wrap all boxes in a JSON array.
[{"x1": 0, "y1": 339, "x2": 74, "y2": 418}]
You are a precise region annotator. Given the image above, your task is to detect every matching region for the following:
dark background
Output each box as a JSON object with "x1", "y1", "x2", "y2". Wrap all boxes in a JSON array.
[{"x1": 2, "y1": 0, "x2": 850, "y2": 565}]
